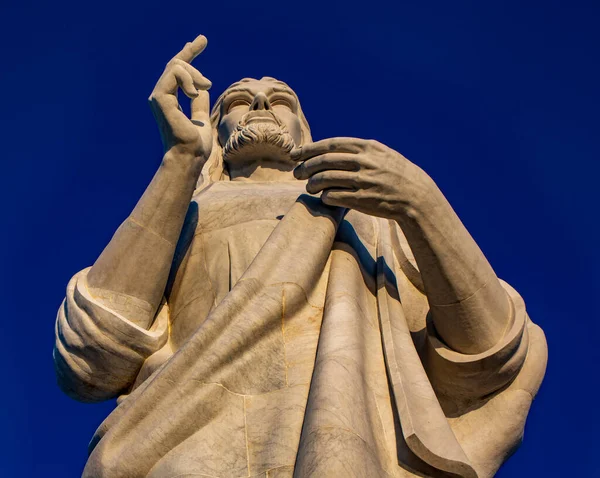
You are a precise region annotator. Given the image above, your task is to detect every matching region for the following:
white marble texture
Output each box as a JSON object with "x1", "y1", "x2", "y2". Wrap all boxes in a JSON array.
[{"x1": 54, "y1": 35, "x2": 547, "y2": 477}]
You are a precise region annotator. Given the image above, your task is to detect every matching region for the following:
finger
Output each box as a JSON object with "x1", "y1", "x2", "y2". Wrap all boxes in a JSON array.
[
  {"x1": 171, "y1": 65, "x2": 198, "y2": 98},
  {"x1": 174, "y1": 35, "x2": 208, "y2": 63},
  {"x1": 191, "y1": 90, "x2": 210, "y2": 122},
  {"x1": 306, "y1": 170, "x2": 358, "y2": 194},
  {"x1": 293, "y1": 153, "x2": 360, "y2": 180},
  {"x1": 153, "y1": 64, "x2": 196, "y2": 97},
  {"x1": 171, "y1": 59, "x2": 212, "y2": 90},
  {"x1": 321, "y1": 188, "x2": 356, "y2": 207},
  {"x1": 290, "y1": 137, "x2": 364, "y2": 162}
]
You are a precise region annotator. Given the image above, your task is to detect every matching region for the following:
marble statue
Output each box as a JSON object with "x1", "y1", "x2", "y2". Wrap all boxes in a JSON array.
[{"x1": 54, "y1": 35, "x2": 547, "y2": 478}]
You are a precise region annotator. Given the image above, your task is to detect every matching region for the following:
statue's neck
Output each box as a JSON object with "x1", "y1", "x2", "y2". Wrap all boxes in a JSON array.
[{"x1": 227, "y1": 158, "x2": 298, "y2": 182}]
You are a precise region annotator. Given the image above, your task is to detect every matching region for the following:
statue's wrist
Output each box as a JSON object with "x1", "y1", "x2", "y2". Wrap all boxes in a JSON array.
[
  {"x1": 162, "y1": 146, "x2": 206, "y2": 177},
  {"x1": 393, "y1": 164, "x2": 443, "y2": 223}
]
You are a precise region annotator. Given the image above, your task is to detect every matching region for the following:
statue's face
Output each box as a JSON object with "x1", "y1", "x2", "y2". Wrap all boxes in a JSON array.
[{"x1": 217, "y1": 78, "x2": 304, "y2": 164}]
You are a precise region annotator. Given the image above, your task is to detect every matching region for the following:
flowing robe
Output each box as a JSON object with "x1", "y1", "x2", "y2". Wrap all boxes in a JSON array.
[{"x1": 54, "y1": 181, "x2": 547, "y2": 478}]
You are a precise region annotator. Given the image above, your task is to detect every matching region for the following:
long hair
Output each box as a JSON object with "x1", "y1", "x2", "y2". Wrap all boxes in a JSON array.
[{"x1": 195, "y1": 77, "x2": 313, "y2": 192}]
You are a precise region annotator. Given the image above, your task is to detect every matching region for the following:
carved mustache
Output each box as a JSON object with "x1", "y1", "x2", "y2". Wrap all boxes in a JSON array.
[{"x1": 240, "y1": 110, "x2": 282, "y2": 127}]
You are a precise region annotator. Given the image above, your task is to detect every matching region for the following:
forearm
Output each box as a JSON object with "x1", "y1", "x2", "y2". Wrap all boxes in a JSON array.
[
  {"x1": 395, "y1": 169, "x2": 511, "y2": 354},
  {"x1": 87, "y1": 149, "x2": 202, "y2": 328},
  {"x1": 292, "y1": 137, "x2": 513, "y2": 353}
]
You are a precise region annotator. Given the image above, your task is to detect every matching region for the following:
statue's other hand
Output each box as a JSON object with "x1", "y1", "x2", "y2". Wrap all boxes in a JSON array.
[
  {"x1": 149, "y1": 35, "x2": 213, "y2": 164},
  {"x1": 292, "y1": 138, "x2": 436, "y2": 220}
]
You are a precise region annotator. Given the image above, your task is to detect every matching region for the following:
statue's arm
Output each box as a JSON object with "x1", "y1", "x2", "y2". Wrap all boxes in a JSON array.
[
  {"x1": 86, "y1": 150, "x2": 203, "y2": 327},
  {"x1": 54, "y1": 149, "x2": 200, "y2": 399},
  {"x1": 392, "y1": 179, "x2": 510, "y2": 354},
  {"x1": 54, "y1": 37, "x2": 212, "y2": 401},
  {"x1": 87, "y1": 36, "x2": 212, "y2": 328},
  {"x1": 293, "y1": 138, "x2": 511, "y2": 354}
]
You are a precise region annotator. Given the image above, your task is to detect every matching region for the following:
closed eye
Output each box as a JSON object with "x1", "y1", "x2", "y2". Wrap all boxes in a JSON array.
[
  {"x1": 270, "y1": 97, "x2": 294, "y2": 110},
  {"x1": 226, "y1": 97, "x2": 251, "y2": 112}
]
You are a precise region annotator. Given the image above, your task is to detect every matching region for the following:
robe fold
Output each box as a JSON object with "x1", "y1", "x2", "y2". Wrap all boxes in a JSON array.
[{"x1": 54, "y1": 181, "x2": 547, "y2": 477}]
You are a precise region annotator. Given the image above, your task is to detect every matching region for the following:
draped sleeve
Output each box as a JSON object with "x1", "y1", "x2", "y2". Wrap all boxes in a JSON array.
[
  {"x1": 53, "y1": 268, "x2": 169, "y2": 402},
  {"x1": 388, "y1": 220, "x2": 546, "y2": 405},
  {"x1": 424, "y1": 280, "x2": 535, "y2": 401},
  {"x1": 387, "y1": 220, "x2": 547, "y2": 476}
]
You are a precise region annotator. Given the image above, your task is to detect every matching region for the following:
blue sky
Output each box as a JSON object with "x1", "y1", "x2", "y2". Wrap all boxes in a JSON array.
[{"x1": 0, "y1": 0, "x2": 598, "y2": 476}]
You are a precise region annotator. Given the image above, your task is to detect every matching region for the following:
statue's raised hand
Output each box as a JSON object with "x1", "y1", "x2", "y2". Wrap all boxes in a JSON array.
[{"x1": 149, "y1": 35, "x2": 212, "y2": 163}]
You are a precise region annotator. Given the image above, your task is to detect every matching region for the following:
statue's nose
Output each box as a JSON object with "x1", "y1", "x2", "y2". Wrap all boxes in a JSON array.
[{"x1": 250, "y1": 92, "x2": 271, "y2": 111}]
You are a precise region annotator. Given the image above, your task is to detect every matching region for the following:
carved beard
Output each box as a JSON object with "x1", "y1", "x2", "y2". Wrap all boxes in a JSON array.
[{"x1": 222, "y1": 121, "x2": 296, "y2": 164}]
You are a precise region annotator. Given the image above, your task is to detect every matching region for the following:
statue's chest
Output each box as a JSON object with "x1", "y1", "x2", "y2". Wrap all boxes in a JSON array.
[
  {"x1": 168, "y1": 181, "x2": 311, "y2": 346},
  {"x1": 193, "y1": 181, "x2": 308, "y2": 231},
  {"x1": 193, "y1": 181, "x2": 309, "y2": 296}
]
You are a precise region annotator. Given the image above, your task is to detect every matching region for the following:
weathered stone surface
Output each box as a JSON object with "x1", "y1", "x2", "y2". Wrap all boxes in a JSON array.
[{"x1": 54, "y1": 35, "x2": 547, "y2": 477}]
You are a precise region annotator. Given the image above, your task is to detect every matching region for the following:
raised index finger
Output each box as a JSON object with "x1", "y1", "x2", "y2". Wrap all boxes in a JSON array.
[
  {"x1": 290, "y1": 137, "x2": 363, "y2": 162},
  {"x1": 174, "y1": 35, "x2": 208, "y2": 63}
]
